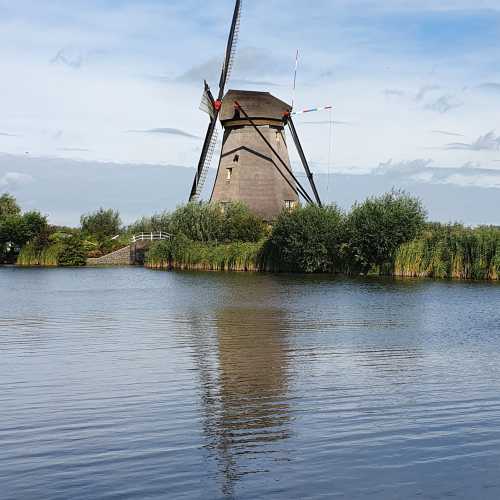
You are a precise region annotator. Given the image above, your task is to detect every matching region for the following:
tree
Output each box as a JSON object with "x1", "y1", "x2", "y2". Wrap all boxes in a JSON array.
[
  {"x1": 345, "y1": 190, "x2": 427, "y2": 273},
  {"x1": 57, "y1": 235, "x2": 87, "y2": 267},
  {"x1": 267, "y1": 204, "x2": 344, "y2": 273},
  {"x1": 221, "y1": 202, "x2": 267, "y2": 242},
  {"x1": 0, "y1": 193, "x2": 21, "y2": 218},
  {"x1": 0, "y1": 211, "x2": 48, "y2": 263},
  {"x1": 166, "y1": 202, "x2": 266, "y2": 243},
  {"x1": 80, "y1": 208, "x2": 122, "y2": 250}
]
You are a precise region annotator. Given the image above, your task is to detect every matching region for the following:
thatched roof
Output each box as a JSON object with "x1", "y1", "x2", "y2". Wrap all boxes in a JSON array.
[{"x1": 220, "y1": 90, "x2": 291, "y2": 123}]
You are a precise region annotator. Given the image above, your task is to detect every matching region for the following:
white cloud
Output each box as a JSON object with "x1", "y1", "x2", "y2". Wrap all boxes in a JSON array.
[
  {"x1": 446, "y1": 131, "x2": 500, "y2": 151},
  {"x1": 0, "y1": 171, "x2": 34, "y2": 189}
]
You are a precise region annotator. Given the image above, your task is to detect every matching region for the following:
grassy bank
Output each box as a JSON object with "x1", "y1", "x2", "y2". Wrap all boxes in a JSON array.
[
  {"x1": 146, "y1": 237, "x2": 266, "y2": 272},
  {"x1": 5, "y1": 191, "x2": 500, "y2": 280},
  {"x1": 393, "y1": 224, "x2": 500, "y2": 280},
  {"x1": 147, "y1": 224, "x2": 500, "y2": 281},
  {"x1": 17, "y1": 242, "x2": 62, "y2": 267}
]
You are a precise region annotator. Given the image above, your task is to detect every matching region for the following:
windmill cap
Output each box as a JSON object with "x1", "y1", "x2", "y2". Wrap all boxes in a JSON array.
[{"x1": 220, "y1": 89, "x2": 292, "y2": 123}]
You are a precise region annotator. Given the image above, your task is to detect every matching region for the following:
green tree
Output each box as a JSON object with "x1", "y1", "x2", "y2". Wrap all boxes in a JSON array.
[
  {"x1": 0, "y1": 211, "x2": 48, "y2": 263},
  {"x1": 168, "y1": 203, "x2": 225, "y2": 242},
  {"x1": 345, "y1": 190, "x2": 427, "y2": 273},
  {"x1": 80, "y1": 208, "x2": 122, "y2": 251},
  {"x1": 221, "y1": 202, "x2": 267, "y2": 242},
  {"x1": 267, "y1": 204, "x2": 344, "y2": 273},
  {"x1": 0, "y1": 193, "x2": 21, "y2": 218},
  {"x1": 57, "y1": 235, "x2": 87, "y2": 267}
]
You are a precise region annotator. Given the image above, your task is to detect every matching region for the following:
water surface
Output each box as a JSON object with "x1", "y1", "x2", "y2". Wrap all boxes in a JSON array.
[{"x1": 1, "y1": 267, "x2": 500, "y2": 499}]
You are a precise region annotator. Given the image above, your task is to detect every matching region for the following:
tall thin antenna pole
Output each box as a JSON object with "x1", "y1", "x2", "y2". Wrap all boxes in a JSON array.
[{"x1": 291, "y1": 49, "x2": 299, "y2": 110}]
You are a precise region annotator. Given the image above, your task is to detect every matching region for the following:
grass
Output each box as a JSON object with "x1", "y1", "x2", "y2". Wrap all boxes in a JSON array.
[
  {"x1": 146, "y1": 238, "x2": 266, "y2": 272},
  {"x1": 393, "y1": 224, "x2": 500, "y2": 280},
  {"x1": 17, "y1": 242, "x2": 62, "y2": 267},
  {"x1": 147, "y1": 224, "x2": 500, "y2": 281}
]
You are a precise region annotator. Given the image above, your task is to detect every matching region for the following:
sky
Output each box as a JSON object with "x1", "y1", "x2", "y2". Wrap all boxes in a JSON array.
[{"x1": 0, "y1": 0, "x2": 499, "y2": 225}]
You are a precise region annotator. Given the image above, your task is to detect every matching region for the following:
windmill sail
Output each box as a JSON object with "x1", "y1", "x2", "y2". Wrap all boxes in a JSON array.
[
  {"x1": 199, "y1": 81, "x2": 216, "y2": 119},
  {"x1": 190, "y1": 126, "x2": 218, "y2": 202},
  {"x1": 218, "y1": 0, "x2": 242, "y2": 98},
  {"x1": 189, "y1": 0, "x2": 242, "y2": 202}
]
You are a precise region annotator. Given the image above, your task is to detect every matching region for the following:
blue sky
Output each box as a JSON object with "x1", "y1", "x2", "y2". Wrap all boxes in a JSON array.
[{"x1": 1, "y1": 0, "x2": 500, "y2": 223}]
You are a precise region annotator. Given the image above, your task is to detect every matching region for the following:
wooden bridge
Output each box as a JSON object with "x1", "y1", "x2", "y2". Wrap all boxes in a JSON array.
[{"x1": 87, "y1": 232, "x2": 170, "y2": 266}]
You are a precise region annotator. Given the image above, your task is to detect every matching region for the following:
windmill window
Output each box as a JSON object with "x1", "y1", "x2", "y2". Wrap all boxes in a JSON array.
[
  {"x1": 226, "y1": 168, "x2": 233, "y2": 181},
  {"x1": 233, "y1": 154, "x2": 239, "y2": 162},
  {"x1": 284, "y1": 200, "x2": 297, "y2": 210}
]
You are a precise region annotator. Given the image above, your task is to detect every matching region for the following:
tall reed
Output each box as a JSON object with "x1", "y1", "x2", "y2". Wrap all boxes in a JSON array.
[
  {"x1": 393, "y1": 225, "x2": 500, "y2": 280},
  {"x1": 146, "y1": 237, "x2": 266, "y2": 272},
  {"x1": 17, "y1": 242, "x2": 62, "y2": 267}
]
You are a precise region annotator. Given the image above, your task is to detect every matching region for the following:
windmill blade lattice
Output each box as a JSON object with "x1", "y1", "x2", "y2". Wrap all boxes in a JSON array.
[
  {"x1": 225, "y1": 1, "x2": 241, "y2": 85},
  {"x1": 218, "y1": 0, "x2": 242, "y2": 97},
  {"x1": 191, "y1": 126, "x2": 219, "y2": 202}
]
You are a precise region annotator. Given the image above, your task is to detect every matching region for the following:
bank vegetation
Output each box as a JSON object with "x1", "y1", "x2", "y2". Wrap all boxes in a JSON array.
[{"x1": 2, "y1": 191, "x2": 499, "y2": 280}]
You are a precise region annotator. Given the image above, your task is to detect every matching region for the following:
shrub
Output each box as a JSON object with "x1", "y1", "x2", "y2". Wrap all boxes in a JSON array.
[
  {"x1": 81, "y1": 208, "x2": 122, "y2": 251},
  {"x1": 126, "y1": 212, "x2": 171, "y2": 235},
  {"x1": 57, "y1": 235, "x2": 87, "y2": 267},
  {"x1": 266, "y1": 204, "x2": 344, "y2": 273},
  {"x1": 166, "y1": 202, "x2": 266, "y2": 243},
  {"x1": 345, "y1": 190, "x2": 426, "y2": 273},
  {"x1": 0, "y1": 210, "x2": 48, "y2": 263}
]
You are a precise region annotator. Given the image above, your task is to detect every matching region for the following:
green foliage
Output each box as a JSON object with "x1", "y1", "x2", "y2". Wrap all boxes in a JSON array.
[
  {"x1": 0, "y1": 193, "x2": 21, "y2": 217},
  {"x1": 130, "y1": 202, "x2": 266, "y2": 243},
  {"x1": 0, "y1": 209, "x2": 48, "y2": 263},
  {"x1": 57, "y1": 235, "x2": 87, "y2": 267},
  {"x1": 394, "y1": 224, "x2": 500, "y2": 280},
  {"x1": 146, "y1": 235, "x2": 265, "y2": 271},
  {"x1": 17, "y1": 242, "x2": 62, "y2": 267},
  {"x1": 126, "y1": 212, "x2": 171, "y2": 235},
  {"x1": 266, "y1": 204, "x2": 344, "y2": 273},
  {"x1": 221, "y1": 202, "x2": 268, "y2": 243},
  {"x1": 17, "y1": 234, "x2": 87, "y2": 267},
  {"x1": 80, "y1": 208, "x2": 122, "y2": 244},
  {"x1": 345, "y1": 190, "x2": 426, "y2": 273}
]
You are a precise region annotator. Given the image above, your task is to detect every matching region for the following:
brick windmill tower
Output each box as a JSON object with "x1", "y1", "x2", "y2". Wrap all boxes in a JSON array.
[{"x1": 189, "y1": 0, "x2": 322, "y2": 220}]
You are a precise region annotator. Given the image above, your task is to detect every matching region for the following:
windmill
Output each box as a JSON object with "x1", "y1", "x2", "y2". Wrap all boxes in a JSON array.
[{"x1": 189, "y1": 0, "x2": 324, "y2": 221}]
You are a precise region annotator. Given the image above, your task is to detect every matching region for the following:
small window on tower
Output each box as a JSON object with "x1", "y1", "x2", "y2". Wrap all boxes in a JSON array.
[
  {"x1": 226, "y1": 168, "x2": 233, "y2": 181},
  {"x1": 284, "y1": 200, "x2": 297, "y2": 211},
  {"x1": 233, "y1": 154, "x2": 239, "y2": 163}
]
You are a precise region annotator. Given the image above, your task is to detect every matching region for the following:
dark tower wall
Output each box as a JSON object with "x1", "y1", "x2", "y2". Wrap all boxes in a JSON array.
[{"x1": 210, "y1": 90, "x2": 299, "y2": 221}]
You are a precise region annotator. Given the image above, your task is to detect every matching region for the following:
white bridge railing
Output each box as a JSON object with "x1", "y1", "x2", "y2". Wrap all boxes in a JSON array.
[{"x1": 131, "y1": 232, "x2": 171, "y2": 243}]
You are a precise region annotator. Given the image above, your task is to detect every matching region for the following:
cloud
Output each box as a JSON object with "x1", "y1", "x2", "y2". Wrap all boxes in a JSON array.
[
  {"x1": 415, "y1": 85, "x2": 440, "y2": 102},
  {"x1": 445, "y1": 172, "x2": 500, "y2": 189},
  {"x1": 57, "y1": 147, "x2": 91, "y2": 152},
  {"x1": 0, "y1": 132, "x2": 18, "y2": 137},
  {"x1": 376, "y1": 158, "x2": 434, "y2": 175},
  {"x1": 231, "y1": 79, "x2": 282, "y2": 87},
  {"x1": 384, "y1": 89, "x2": 406, "y2": 97},
  {"x1": 296, "y1": 120, "x2": 353, "y2": 126},
  {"x1": 425, "y1": 94, "x2": 463, "y2": 113},
  {"x1": 177, "y1": 47, "x2": 289, "y2": 86},
  {"x1": 445, "y1": 131, "x2": 500, "y2": 151},
  {"x1": 476, "y1": 82, "x2": 500, "y2": 93},
  {"x1": 432, "y1": 129, "x2": 464, "y2": 137},
  {"x1": 127, "y1": 128, "x2": 199, "y2": 139},
  {"x1": 0, "y1": 171, "x2": 34, "y2": 189},
  {"x1": 374, "y1": 158, "x2": 500, "y2": 189},
  {"x1": 51, "y1": 48, "x2": 84, "y2": 69}
]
